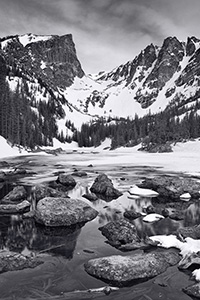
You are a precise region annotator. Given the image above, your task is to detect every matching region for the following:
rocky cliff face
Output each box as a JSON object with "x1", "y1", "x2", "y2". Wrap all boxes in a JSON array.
[{"x1": 0, "y1": 33, "x2": 84, "y2": 89}]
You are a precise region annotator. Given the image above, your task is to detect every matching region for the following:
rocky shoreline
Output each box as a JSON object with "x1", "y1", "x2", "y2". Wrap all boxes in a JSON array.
[{"x1": 0, "y1": 158, "x2": 200, "y2": 299}]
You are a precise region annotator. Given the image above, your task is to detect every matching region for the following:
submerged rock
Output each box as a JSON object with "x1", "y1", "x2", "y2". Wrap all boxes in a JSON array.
[
  {"x1": 0, "y1": 250, "x2": 43, "y2": 273},
  {"x1": 90, "y1": 174, "x2": 122, "y2": 200},
  {"x1": 34, "y1": 197, "x2": 98, "y2": 227},
  {"x1": 1, "y1": 186, "x2": 27, "y2": 203},
  {"x1": 138, "y1": 176, "x2": 200, "y2": 199},
  {"x1": 84, "y1": 251, "x2": 180, "y2": 286}
]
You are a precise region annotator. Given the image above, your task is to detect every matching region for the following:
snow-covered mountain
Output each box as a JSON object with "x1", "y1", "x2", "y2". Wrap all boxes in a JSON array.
[{"x1": 0, "y1": 33, "x2": 200, "y2": 145}]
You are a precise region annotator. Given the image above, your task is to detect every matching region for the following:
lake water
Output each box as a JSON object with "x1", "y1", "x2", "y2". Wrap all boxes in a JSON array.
[{"x1": 0, "y1": 151, "x2": 199, "y2": 300}]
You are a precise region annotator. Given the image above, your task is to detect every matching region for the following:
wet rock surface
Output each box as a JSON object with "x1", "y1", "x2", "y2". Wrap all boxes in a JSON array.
[
  {"x1": 0, "y1": 200, "x2": 30, "y2": 214},
  {"x1": 1, "y1": 185, "x2": 27, "y2": 203},
  {"x1": 56, "y1": 174, "x2": 76, "y2": 187},
  {"x1": 0, "y1": 250, "x2": 43, "y2": 273},
  {"x1": 90, "y1": 174, "x2": 122, "y2": 200},
  {"x1": 183, "y1": 283, "x2": 200, "y2": 299},
  {"x1": 34, "y1": 197, "x2": 98, "y2": 227},
  {"x1": 84, "y1": 251, "x2": 180, "y2": 286},
  {"x1": 31, "y1": 184, "x2": 67, "y2": 202},
  {"x1": 139, "y1": 175, "x2": 200, "y2": 199}
]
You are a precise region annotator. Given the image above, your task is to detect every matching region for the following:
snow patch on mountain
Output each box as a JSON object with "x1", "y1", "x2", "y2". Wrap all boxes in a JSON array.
[{"x1": 19, "y1": 34, "x2": 52, "y2": 47}]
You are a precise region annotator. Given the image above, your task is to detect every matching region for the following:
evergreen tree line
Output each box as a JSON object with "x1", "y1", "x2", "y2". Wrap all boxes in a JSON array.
[{"x1": 73, "y1": 105, "x2": 200, "y2": 149}]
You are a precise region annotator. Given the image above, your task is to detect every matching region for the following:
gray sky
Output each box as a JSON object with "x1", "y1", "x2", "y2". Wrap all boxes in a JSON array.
[{"x1": 1, "y1": 0, "x2": 200, "y2": 73}]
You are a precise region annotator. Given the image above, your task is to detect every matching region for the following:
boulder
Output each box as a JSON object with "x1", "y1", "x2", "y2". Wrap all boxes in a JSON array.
[
  {"x1": 90, "y1": 174, "x2": 122, "y2": 200},
  {"x1": 56, "y1": 174, "x2": 76, "y2": 187},
  {"x1": 123, "y1": 210, "x2": 141, "y2": 220},
  {"x1": 1, "y1": 186, "x2": 27, "y2": 203},
  {"x1": 34, "y1": 197, "x2": 98, "y2": 227},
  {"x1": 177, "y1": 225, "x2": 200, "y2": 239},
  {"x1": 71, "y1": 171, "x2": 87, "y2": 177},
  {"x1": 84, "y1": 251, "x2": 180, "y2": 286},
  {"x1": 31, "y1": 184, "x2": 67, "y2": 202},
  {"x1": 183, "y1": 283, "x2": 200, "y2": 299},
  {"x1": 0, "y1": 200, "x2": 30, "y2": 214},
  {"x1": 98, "y1": 219, "x2": 148, "y2": 250},
  {"x1": 179, "y1": 252, "x2": 200, "y2": 269},
  {"x1": 0, "y1": 250, "x2": 43, "y2": 273},
  {"x1": 138, "y1": 176, "x2": 200, "y2": 199},
  {"x1": 169, "y1": 210, "x2": 184, "y2": 221},
  {"x1": 82, "y1": 193, "x2": 98, "y2": 202}
]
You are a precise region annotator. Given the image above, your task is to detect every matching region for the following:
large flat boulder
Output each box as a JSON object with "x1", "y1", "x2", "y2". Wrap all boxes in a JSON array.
[
  {"x1": 34, "y1": 197, "x2": 98, "y2": 227},
  {"x1": 90, "y1": 174, "x2": 122, "y2": 200},
  {"x1": 138, "y1": 176, "x2": 200, "y2": 199},
  {"x1": 84, "y1": 251, "x2": 180, "y2": 286}
]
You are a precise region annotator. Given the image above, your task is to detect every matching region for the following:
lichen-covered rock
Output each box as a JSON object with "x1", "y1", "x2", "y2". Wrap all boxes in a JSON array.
[
  {"x1": 2, "y1": 186, "x2": 27, "y2": 203},
  {"x1": 84, "y1": 251, "x2": 180, "y2": 286},
  {"x1": 177, "y1": 225, "x2": 200, "y2": 239},
  {"x1": 34, "y1": 197, "x2": 98, "y2": 227},
  {"x1": 90, "y1": 174, "x2": 122, "y2": 200},
  {"x1": 99, "y1": 219, "x2": 144, "y2": 250},
  {"x1": 183, "y1": 282, "x2": 200, "y2": 299},
  {"x1": 0, "y1": 250, "x2": 43, "y2": 273},
  {"x1": 56, "y1": 174, "x2": 76, "y2": 187},
  {"x1": 138, "y1": 176, "x2": 200, "y2": 199}
]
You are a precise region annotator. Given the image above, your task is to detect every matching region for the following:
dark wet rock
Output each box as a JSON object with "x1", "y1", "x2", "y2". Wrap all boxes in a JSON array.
[
  {"x1": 31, "y1": 184, "x2": 67, "y2": 202},
  {"x1": 0, "y1": 250, "x2": 43, "y2": 273},
  {"x1": 138, "y1": 175, "x2": 200, "y2": 200},
  {"x1": 146, "y1": 205, "x2": 156, "y2": 214},
  {"x1": 169, "y1": 210, "x2": 184, "y2": 220},
  {"x1": 87, "y1": 164, "x2": 93, "y2": 167},
  {"x1": 56, "y1": 174, "x2": 76, "y2": 187},
  {"x1": 0, "y1": 171, "x2": 6, "y2": 182},
  {"x1": 71, "y1": 171, "x2": 87, "y2": 177},
  {"x1": 1, "y1": 186, "x2": 27, "y2": 203},
  {"x1": 162, "y1": 208, "x2": 170, "y2": 217},
  {"x1": 90, "y1": 174, "x2": 122, "y2": 200},
  {"x1": 13, "y1": 168, "x2": 27, "y2": 175},
  {"x1": 120, "y1": 177, "x2": 126, "y2": 181},
  {"x1": 179, "y1": 252, "x2": 200, "y2": 270},
  {"x1": 123, "y1": 210, "x2": 141, "y2": 220},
  {"x1": 183, "y1": 282, "x2": 200, "y2": 299},
  {"x1": 82, "y1": 193, "x2": 98, "y2": 202},
  {"x1": 34, "y1": 197, "x2": 98, "y2": 227},
  {"x1": 84, "y1": 251, "x2": 180, "y2": 286},
  {"x1": 99, "y1": 219, "x2": 139, "y2": 245},
  {"x1": 177, "y1": 225, "x2": 200, "y2": 239},
  {"x1": 0, "y1": 200, "x2": 30, "y2": 214}
]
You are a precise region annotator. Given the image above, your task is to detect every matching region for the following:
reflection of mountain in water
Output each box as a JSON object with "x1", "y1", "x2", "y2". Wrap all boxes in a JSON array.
[{"x1": 0, "y1": 215, "x2": 82, "y2": 259}]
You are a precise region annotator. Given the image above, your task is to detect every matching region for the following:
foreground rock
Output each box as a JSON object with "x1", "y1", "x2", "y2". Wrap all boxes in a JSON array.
[
  {"x1": 1, "y1": 186, "x2": 27, "y2": 203},
  {"x1": 0, "y1": 250, "x2": 43, "y2": 273},
  {"x1": 84, "y1": 251, "x2": 180, "y2": 286},
  {"x1": 99, "y1": 219, "x2": 150, "y2": 250},
  {"x1": 138, "y1": 175, "x2": 200, "y2": 199},
  {"x1": 34, "y1": 197, "x2": 98, "y2": 227},
  {"x1": 90, "y1": 174, "x2": 122, "y2": 200},
  {"x1": 0, "y1": 200, "x2": 30, "y2": 214},
  {"x1": 177, "y1": 225, "x2": 200, "y2": 239},
  {"x1": 31, "y1": 184, "x2": 67, "y2": 202},
  {"x1": 183, "y1": 283, "x2": 200, "y2": 299}
]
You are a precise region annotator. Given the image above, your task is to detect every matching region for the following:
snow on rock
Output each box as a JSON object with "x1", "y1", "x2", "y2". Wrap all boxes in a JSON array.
[
  {"x1": 129, "y1": 185, "x2": 159, "y2": 197},
  {"x1": 143, "y1": 213, "x2": 164, "y2": 223},
  {"x1": 19, "y1": 34, "x2": 52, "y2": 47},
  {"x1": 193, "y1": 269, "x2": 200, "y2": 281},
  {"x1": 150, "y1": 234, "x2": 200, "y2": 257},
  {"x1": 180, "y1": 192, "x2": 191, "y2": 201}
]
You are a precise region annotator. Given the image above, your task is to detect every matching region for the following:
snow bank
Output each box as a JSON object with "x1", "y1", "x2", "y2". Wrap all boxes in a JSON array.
[{"x1": 0, "y1": 136, "x2": 28, "y2": 158}]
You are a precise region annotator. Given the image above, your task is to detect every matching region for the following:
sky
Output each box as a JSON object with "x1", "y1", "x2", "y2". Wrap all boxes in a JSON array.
[{"x1": 0, "y1": 0, "x2": 200, "y2": 74}]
